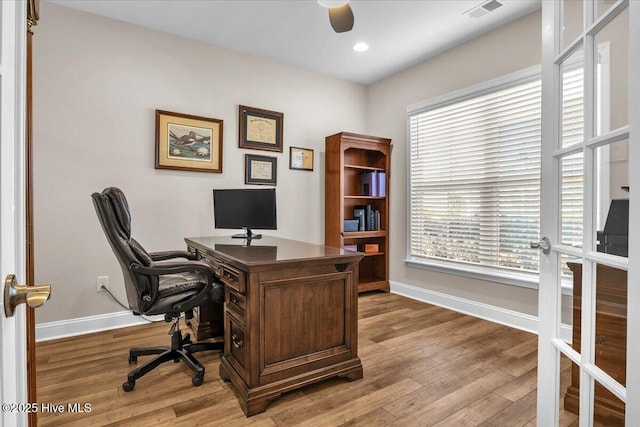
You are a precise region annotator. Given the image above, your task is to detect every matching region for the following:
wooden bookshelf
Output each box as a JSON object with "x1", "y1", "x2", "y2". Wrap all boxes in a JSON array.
[{"x1": 325, "y1": 132, "x2": 391, "y2": 293}]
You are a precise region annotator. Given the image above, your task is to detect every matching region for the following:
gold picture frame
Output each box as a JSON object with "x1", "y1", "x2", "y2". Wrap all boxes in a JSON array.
[
  {"x1": 155, "y1": 110, "x2": 223, "y2": 173},
  {"x1": 245, "y1": 154, "x2": 277, "y2": 185},
  {"x1": 238, "y1": 105, "x2": 284, "y2": 152},
  {"x1": 289, "y1": 146, "x2": 314, "y2": 171}
]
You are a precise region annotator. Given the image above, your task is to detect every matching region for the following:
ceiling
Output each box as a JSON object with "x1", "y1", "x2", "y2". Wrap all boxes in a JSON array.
[{"x1": 49, "y1": 0, "x2": 541, "y2": 85}]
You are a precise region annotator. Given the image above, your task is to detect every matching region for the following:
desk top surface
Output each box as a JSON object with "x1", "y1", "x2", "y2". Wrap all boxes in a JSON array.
[{"x1": 185, "y1": 235, "x2": 362, "y2": 266}]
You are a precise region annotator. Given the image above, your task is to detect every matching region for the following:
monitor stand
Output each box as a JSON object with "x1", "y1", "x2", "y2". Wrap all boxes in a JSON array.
[{"x1": 232, "y1": 227, "x2": 262, "y2": 239}]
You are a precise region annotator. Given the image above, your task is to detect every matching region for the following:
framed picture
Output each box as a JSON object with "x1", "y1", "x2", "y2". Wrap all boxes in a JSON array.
[
  {"x1": 155, "y1": 110, "x2": 223, "y2": 173},
  {"x1": 238, "y1": 105, "x2": 283, "y2": 152},
  {"x1": 245, "y1": 154, "x2": 277, "y2": 185},
  {"x1": 289, "y1": 146, "x2": 314, "y2": 171}
]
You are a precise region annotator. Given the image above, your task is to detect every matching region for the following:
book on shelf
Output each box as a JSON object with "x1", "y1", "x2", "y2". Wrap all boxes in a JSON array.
[
  {"x1": 353, "y1": 206, "x2": 366, "y2": 231},
  {"x1": 354, "y1": 204, "x2": 381, "y2": 231},
  {"x1": 377, "y1": 172, "x2": 386, "y2": 197},
  {"x1": 361, "y1": 172, "x2": 378, "y2": 196},
  {"x1": 361, "y1": 171, "x2": 386, "y2": 197}
]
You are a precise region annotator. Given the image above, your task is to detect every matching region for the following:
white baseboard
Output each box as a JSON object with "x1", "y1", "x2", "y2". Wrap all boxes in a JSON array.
[
  {"x1": 38, "y1": 282, "x2": 572, "y2": 344},
  {"x1": 36, "y1": 311, "x2": 164, "y2": 342},
  {"x1": 390, "y1": 281, "x2": 572, "y2": 342}
]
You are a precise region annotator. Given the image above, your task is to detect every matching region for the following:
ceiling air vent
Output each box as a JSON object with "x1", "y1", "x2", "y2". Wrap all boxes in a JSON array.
[{"x1": 465, "y1": 0, "x2": 503, "y2": 19}]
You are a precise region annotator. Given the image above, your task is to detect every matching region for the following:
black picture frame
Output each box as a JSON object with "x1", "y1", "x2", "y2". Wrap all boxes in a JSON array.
[
  {"x1": 245, "y1": 154, "x2": 277, "y2": 185},
  {"x1": 238, "y1": 105, "x2": 284, "y2": 152},
  {"x1": 289, "y1": 146, "x2": 314, "y2": 171}
]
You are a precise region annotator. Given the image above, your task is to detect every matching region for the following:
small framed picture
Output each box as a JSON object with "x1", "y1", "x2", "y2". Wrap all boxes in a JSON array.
[
  {"x1": 245, "y1": 154, "x2": 277, "y2": 185},
  {"x1": 289, "y1": 146, "x2": 314, "y2": 171},
  {"x1": 238, "y1": 105, "x2": 284, "y2": 152},
  {"x1": 155, "y1": 110, "x2": 223, "y2": 173}
]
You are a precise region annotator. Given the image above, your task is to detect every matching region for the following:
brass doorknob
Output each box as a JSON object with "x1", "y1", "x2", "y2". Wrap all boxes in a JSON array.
[{"x1": 4, "y1": 274, "x2": 51, "y2": 317}]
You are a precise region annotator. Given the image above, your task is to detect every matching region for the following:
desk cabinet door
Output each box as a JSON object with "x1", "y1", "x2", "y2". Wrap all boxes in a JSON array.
[{"x1": 258, "y1": 270, "x2": 356, "y2": 383}]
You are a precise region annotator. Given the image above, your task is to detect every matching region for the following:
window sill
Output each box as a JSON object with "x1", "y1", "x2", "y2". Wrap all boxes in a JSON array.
[{"x1": 404, "y1": 257, "x2": 539, "y2": 290}]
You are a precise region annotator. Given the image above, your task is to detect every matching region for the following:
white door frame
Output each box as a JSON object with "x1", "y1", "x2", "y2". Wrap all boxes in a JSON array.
[
  {"x1": 0, "y1": 1, "x2": 28, "y2": 426},
  {"x1": 538, "y1": 0, "x2": 638, "y2": 425},
  {"x1": 624, "y1": 2, "x2": 640, "y2": 424}
]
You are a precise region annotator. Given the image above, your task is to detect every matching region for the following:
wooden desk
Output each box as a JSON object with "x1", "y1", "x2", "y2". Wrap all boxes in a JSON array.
[{"x1": 185, "y1": 236, "x2": 364, "y2": 416}]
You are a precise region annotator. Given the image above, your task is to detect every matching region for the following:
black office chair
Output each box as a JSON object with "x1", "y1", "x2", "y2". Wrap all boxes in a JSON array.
[{"x1": 91, "y1": 187, "x2": 224, "y2": 392}]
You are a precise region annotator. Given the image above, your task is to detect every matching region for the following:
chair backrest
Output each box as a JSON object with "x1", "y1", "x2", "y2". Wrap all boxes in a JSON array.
[{"x1": 91, "y1": 187, "x2": 156, "y2": 314}]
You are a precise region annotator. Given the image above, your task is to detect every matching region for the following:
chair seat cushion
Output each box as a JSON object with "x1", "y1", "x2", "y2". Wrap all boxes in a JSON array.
[
  {"x1": 144, "y1": 271, "x2": 224, "y2": 316},
  {"x1": 158, "y1": 272, "x2": 207, "y2": 298}
]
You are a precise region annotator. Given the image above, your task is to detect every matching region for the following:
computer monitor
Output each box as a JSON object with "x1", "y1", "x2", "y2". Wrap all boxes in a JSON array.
[{"x1": 213, "y1": 188, "x2": 277, "y2": 239}]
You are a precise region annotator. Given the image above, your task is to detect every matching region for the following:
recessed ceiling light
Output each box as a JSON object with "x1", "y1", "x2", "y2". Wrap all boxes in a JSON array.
[
  {"x1": 317, "y1": 0, "x2": 349, "y2": 8},
  {"x1": 353, "y1": 42, "x2": 369, "y2": 52}
]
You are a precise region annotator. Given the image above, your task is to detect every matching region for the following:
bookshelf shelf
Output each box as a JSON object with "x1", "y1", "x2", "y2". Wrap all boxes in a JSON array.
[
  {"x1": 325, "y1": 132, "x2": 391, "y2": 293},
  {"x1": 344, "y1": 196, "x2": 386, "y2": 200},
  {"x1": 344, "y1": 164, "x2": 385, "y2": 172},
  {"x1": 342, "y1": 230, "x2": 387, "y2": 238},
  {"x1": 363, "y1": 252, "x2": 384, "y2": 257}
]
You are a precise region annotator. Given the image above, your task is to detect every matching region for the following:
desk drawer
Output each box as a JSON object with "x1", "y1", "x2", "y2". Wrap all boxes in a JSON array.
[
  {"x1": 220, "y1": 264, "x2": 246, "y2": 294},
  {"x1": 197, "y1": 251, "x2": 221, "y2": 270},
  {"x1": 227, "y1": 289, "x2": 246, "y2": 320},
  {"x1": 227, "y1": 316, "x2": 247, "y2": 379}
]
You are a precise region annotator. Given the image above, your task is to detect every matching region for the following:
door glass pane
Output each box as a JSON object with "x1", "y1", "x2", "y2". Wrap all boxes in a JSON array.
[
  {"x1": 560, "y1": 353, "x2": 580, "y2": 426},
  {"x1": 562, "y1": 48, "x2": 584, "y2": 148},
  {"x1": 562, "y1": 0, "x2": 583, "y2": 50},
  {"x1": 595, "y1": 8, "x2": 629, "y2": 135},
  {"x1": 594, "y1": 140, "x2": 629, "y2": 255},
  {"x1": 561, "y1": 153, "x2": 584, "y2": 247},
  {"x1": 592, "y1": 264, "x2": 627, "y2": 425},
  {"x1": 596, "y1": 0, "x2": 617, "y2": 21},
  {"x1": 559, "y1": 253, "x2": 581, "y2": 426}
]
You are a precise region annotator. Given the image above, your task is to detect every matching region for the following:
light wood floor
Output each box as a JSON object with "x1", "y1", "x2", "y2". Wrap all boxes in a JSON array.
[{"x1": 36, "y1": 292, "x2": 578, "y2": 426}]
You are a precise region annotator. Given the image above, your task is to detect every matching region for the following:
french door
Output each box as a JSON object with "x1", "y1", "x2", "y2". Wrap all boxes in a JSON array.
[{"x1": 537, "y1": 0, "x2": 639, "y2": 425}]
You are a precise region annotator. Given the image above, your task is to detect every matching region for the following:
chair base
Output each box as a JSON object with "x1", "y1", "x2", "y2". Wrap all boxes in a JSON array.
[{"x1": 123, "y1": 326, "x2": 223, "y2": 391}]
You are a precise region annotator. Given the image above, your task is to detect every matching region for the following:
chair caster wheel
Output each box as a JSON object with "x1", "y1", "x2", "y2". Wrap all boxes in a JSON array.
[
  {"x1": 122, "y1": 381, "x2": 135, "y2": 392},
  {"x1": 192, "y1": 375, "x2": 204, "y2": 386},
  {"x1": 128, "y1": 356, "x2": 137, "y2": 364},
  {"x1": 174, "y1": 358, "x2": 180, "y2": 363}
]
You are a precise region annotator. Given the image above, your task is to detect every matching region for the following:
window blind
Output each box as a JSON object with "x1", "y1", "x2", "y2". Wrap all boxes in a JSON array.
[
  {"x1": 560, "y1": 66, "x2": 585, "y2": 249},
  {"x1": 408, "y1": 78, "x2": 542, "y2": 273}
]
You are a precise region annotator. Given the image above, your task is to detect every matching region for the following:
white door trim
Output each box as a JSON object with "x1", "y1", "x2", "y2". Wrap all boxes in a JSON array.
[
  {"x1": 624, "y1": 2, "x2": 640, "y2": 424},
  {"x1": 0, "y1": 1, "x2": 28, "y2": 426}
]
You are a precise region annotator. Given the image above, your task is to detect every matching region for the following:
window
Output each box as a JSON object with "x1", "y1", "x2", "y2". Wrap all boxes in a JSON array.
[{"x1": 407, "y1": 69, "x2": 542, "y2": 278}]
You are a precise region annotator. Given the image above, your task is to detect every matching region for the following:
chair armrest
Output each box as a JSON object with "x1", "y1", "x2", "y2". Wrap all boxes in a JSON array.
[
  {"x1": 131, "y1": 261, "x2": 214, "y2": 281},
  {"x1": 149, "y1": 250, "x2": 197, "y2": 261},
  {"x1": 130, "y1": 261, "x2": 217, "y2": 311}
]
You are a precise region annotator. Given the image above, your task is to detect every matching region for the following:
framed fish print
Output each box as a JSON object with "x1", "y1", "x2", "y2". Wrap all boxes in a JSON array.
[{"x1": 155, "y1": 110, "x2": 223, "y2": 173}]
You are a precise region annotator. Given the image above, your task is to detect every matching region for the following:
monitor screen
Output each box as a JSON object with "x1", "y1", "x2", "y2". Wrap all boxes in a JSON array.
[{"x1": 213, "y1": 188, "x2": 277, "y2": 239}]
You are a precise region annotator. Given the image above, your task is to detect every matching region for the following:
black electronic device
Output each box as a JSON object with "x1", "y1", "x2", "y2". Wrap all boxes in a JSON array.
[
  {"x1": 596, "y1": 199, "x2": 629, "y2": 257},
  {"x1": 213, "y1": 188, "x2": 277, "y2": 239}
]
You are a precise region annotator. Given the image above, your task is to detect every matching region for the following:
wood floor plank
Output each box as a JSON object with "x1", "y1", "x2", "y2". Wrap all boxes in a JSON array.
[
  {"x1": 37, "y1": 292, "x2": 569, "y2": 426},
  {"x1": 432, "y1": 392, "x2": 513, "y2": 427}
]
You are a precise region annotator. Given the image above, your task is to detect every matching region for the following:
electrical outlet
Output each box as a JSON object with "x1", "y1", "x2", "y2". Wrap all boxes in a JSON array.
[{"x1": 97, "y1": 276, "x2": 110, "y2": 293}]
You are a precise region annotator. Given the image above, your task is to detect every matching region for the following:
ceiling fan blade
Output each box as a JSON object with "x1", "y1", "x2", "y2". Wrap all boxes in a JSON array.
[{"x1": 328, "y1": 3, "x2": 354, "y2": 33}]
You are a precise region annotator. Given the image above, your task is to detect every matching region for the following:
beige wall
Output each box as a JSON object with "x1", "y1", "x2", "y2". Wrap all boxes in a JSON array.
[
  {"x1": 366, "y1": 11, "x2": 543, "y2": 316},
  {"x1": 34, "y1": 5, "x2": 561, "y2": 325},
  {"x1": 33, "y1": 2, "x2": 367, "y2": 323}
]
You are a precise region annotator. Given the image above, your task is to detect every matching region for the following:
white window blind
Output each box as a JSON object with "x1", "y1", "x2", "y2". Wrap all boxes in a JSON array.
[
  {"x1": 560, "y1": 66, "x2": 585, "y2": 250},
  {"x1": 408, "y1": 77, "x2": 542, "y2": 274}
]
